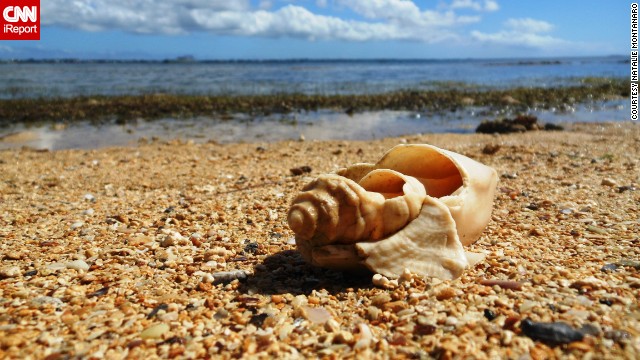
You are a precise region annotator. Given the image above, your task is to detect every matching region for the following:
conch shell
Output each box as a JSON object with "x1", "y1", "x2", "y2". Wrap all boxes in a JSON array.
[{"x1": 287, "y1": 144, "x2": 498, "y2": 280}]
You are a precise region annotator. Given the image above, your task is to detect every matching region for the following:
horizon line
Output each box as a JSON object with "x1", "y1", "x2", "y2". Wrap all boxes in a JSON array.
[{"x1": 0, "y1": 54, "x2": 627, "y2": 64}]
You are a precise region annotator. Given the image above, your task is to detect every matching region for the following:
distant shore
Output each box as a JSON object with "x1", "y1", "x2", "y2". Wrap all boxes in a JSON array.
[{"x1": 0, "y1": 78, "x2": 629, "y2": 127}]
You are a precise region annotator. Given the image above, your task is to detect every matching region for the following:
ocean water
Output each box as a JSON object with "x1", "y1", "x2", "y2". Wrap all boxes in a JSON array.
[
  {"x1": 0, "y1": 56, "x2": 633, "y2": 149},
  {"x1": 0, "y1": 56, "x2": 629, "y2": 98}
]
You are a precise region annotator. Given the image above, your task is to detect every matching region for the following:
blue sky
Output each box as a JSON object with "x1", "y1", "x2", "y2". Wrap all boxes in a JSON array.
[{"x1": 0, "y1": 0, "x2": 629, "y2": 59}]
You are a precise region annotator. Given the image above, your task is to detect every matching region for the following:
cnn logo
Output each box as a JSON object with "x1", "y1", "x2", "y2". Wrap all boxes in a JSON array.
[
  {"x1": 3, "y1": 6, "x2": 37, "y2": 22},
  {"x1": 1, "y1": 0, "x2": 40, "y2": 40}
]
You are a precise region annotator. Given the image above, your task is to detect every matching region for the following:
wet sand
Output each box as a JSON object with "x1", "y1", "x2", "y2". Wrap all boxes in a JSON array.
[{"x1": 0, "y1": 122, "x2": 638, "y2": 359}]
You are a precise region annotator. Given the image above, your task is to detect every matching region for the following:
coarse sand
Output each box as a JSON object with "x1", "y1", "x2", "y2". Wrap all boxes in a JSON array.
[{"x1": 0, "y1": 122, "x2": 638, "y2": 359}]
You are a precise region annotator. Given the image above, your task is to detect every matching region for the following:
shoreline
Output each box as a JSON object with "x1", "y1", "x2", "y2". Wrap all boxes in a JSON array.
[
  {"x1": 0, "y1": 79, "x2": 629, "y2": 127},
  {"x1": 0, "y1": 122, "x2": 638, "y2": 358}
]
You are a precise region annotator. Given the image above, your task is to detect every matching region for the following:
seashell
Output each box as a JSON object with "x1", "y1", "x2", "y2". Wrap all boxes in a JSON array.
[{"x1": 287, "y1": 144, "x2": 498, "y2": 280}]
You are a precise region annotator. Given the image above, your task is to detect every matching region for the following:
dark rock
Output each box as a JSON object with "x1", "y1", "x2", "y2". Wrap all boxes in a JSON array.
[
  {"x1": 520, "y1": 318, "x2": 584, "y2": 345},
  {"x1": 290, "y1": 166, "x2": 312, "y2": 176},
  {"x1": 147, "y1": 303, "x2": 169, "y2": 319},
  {"x1": 484, "y1": 309, "x2": 497, "y2": 321},
  {"x1": 617, "y1": 185, "x2": 637, "y2": 193},
  {"x1": 87, "y1": 286, "x2": 109, "y2": 298},
  {"x1": 249, "y1": 313, "x2": 269, "y2": 328},
  {"x1": 526, "y1": 203, "x2": 539, "y2": 211},
  {"x1": 24, "y1": 269, "x2": 38, "y2": 277},
  {"x1": 476, "y1": 114, "x2": 562, "y2": 134},
  {"x1": 599, "y1": 298, "x2": 613, "y2": 306},
  {"x1": 243, "y1": 241, "x2": 259, "y2": 254},
  {"x1": 482, "y1": 144, "x2": 501, "y2": 155},
  {"x1": 600, "y1": 263, "x2": 619, "y2": 272},
  {"x1": 544, "y1": 123, "x2": 564, "y2": 131}
]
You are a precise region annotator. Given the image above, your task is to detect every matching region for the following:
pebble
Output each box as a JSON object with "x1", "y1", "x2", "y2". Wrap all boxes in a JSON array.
[
  {"x1": 435, "y1": 287, "x2": 457, "y2": 301},
  {"x1": 570, "y1": 276, "x2": 607, "y2": 290},
  {"x1": 212, "y1": 270, "x2": 248, "y2": 284},
  {"x1": 301, "y1": 306, "x2": 332, "y2": 325},
  {"x1": 616, "y1": 259, "x2": 640, "y2": 269},
  {"x1": 371, "y1": 293, "x2": 391, "y2": 307},
  {"x1": 84, "y1": 193, "x2": 95, "y2": 202},
  {"x1": 4, "y1": 252, "x2": 23, "y2": 260},
  {"x1": 82, "y1": 208, "x2": 95, "y2": 216},
  {"x1": 520, "y1": 318, "x2": 584, "y2": 345},
  {"x1": 479, "y1": 279, "x2": 523, "y2": 290},
  {"x1": 66, "y1": 260, "x2": 90, "y2": 271},
  {"x1": 140, "y1": 323, "x2": 170, "y2": 339},
  {"x1": 30, "y1": 296, "x2": 65, "y2": 309},
  {"x1": 601, "y1": 263, "x2": 619, "y2": 272},
  {"x1": 0, "y1": 266, "x2": 21, "y2": 278},
  {"x1": 354, "y1": 323, "x2": 373, "y2": 350},
  {"x1": 70, "y1": 221, "x2": 84, "y2": 230},
  {"x1": 601, "y1": 178, "x2": 617, "y2": 187},
  {"x1": 289, "y1": 166, "x2": 312, "y2": 176}
]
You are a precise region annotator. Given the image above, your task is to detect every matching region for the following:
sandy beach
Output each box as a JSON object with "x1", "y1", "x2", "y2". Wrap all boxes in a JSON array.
[{"x1": 0, "y1": 122, "x2": 638, "y2": 359}]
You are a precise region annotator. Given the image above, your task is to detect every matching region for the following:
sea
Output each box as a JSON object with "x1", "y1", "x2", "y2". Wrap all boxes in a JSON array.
[{"x1": 0, "y1": 56, "x2": 632, "y2": 150}]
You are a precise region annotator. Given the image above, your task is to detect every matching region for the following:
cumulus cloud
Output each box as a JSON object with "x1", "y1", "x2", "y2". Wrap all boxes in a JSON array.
[
  {"x1": 471, "y1": 17, "x2": 566, "y2": 49},
  {"x1": 504, "y1": 18, "x2": 553, "y2": 33},
  {"x1": 41, "y1": 0, "x2": 479, "y2": 43},
  {"x1": 450, "y1": 0, "x2": 499, "y2": 12}
]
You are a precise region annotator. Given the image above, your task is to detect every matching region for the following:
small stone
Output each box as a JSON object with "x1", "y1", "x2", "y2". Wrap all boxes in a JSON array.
[
  {"x1": 290, "y1": 166, "x2": 312, "y2": 176},
  {"x1": 366, "y1": 306, "x2": 381, "y2": 320},
  {"x1": 212, "y1": 270, "x2": 248, "y2": 284},
  {"x1": 482, "y1": 144, "x2": 501, "y2": 155},
  {"x1": 519, "y1": 300, "x2": 538, "y2": 313},
  {"x1": 604, "y1": 329, "x2": 631, "y2": 344},
  {"x1": 484, "y1": 309, "x2": 497, "y2": 321},
  {"x1": 372, "y1": 273, "x2": 391, "y2": 288},
  {"x1": 479, "y1": 279, "x2": 524, "y2": 290},
  {"x1": 302, "y1": 306, "x2": 332, "y2": 324},
  {"x1": 70, "y1": 221, "x2": 84, "y2": 230},
  {"x1": 30, "y1": 296, "x2": 65, "y2": 309},
  {"x1": 382, "y1": 301, "x2": 407, "y2": 312},
  {"x1": 371, "y1": 293, "x2": 391, "y2": 307},
  {"x1": 4, "y1": 252, "x2": 23, "y2": 260},
  {"x1": 140, "y1": 323, "x2": 170, "y2": 339},
  {"x1": 435, "y1": 287, "x2": 457, "y2": 301},
  {"x1": 601, "y1": 178, "x2": 617, "y2": 187},
  {"x1": 0, "y1": 266, "x2": 21, "y2": 278},
  {"x1": 84, "y1": 193, "x2": 95, "y2": 202},
  {"x1": 600, "y1": 263, "x2": 619, "y2": 272},
  {"x1": 570, "y1": 276, "x2": 608, "y2": 290},
  {"x1": 82, "y1": 208, "x2": 95, "y2": 216},
  {"x1": 520, "y1": 318, "x2": 584, "y2": 345},
  {"x1": 616, "y1": 259, "x2": 640, "y2": 269},
  {"x1": 334, "y1": 331, "x2": 354, "y2": 344},
  {"x1": 66, "y1": 260, "x2": 90, "y2": 271}
]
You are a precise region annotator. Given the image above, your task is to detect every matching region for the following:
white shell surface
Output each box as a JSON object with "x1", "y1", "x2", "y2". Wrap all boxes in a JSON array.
[{"x1": 288, "y1": 143, "x2": 498, "y2": 279}]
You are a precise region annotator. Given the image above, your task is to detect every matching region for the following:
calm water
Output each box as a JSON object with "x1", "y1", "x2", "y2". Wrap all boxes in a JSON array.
[
  {"x1": 0, "y1": 56, "x2": 632, "y2": 150},
  {"x1": 0, "y1": 56, "x2": 629, "y2": 98}
]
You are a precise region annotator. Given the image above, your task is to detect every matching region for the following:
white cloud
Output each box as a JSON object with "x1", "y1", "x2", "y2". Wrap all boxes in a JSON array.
[
  {"x1": 470, "y1": 17, "x2": 566, "y2": 49},
  {"x1": 484, "y1": 1, "x2": 499, "y2": 12},
  {"x1": 471, "y1": 30, "x2": 567, "y2": 49},
  {"x1": 504, "y1": 18, "x2": 553, "y2": 33},
  {"x1": 39, "y1": 0, "x2": 571, "y2": 51},
  {"x1": 41, "y1": 0, "x2": 481, "y2": 43},
  {"x1": 450, "y1": 0, "x2": 499, "y2": 12}
]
